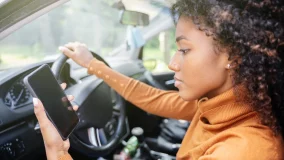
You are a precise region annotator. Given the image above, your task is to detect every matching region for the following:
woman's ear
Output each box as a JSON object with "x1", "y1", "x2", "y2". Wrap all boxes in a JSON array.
[
  {"x1": 226, "y1": 56, "x2": 241, "y2": 70},
  {"x1": 226, "y1": 63, "x2": 232, "y2": 69}
]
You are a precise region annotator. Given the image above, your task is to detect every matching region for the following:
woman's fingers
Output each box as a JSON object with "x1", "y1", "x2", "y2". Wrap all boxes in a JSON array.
[
  {"x1": 73, "y1": 105, "x2": 79, "y2": 111},
  {"x1": 67, "y1": 95, "x2": 74, "y2": 101},
  {"x1": 60, "y1": 83, "x2": 67, "y2": 90},
  {"x1": 64, "y1": 42, "x2": 76, "y2": 50},
  {"x1": 60, "y1": 83, "x2": 76, "y2": 109},
  {"x1": 60, "y1": 83, "x2": 74, "y2": 101},
  {"x1": 33, "y1": 98, "x2": 49, "y2": 128},
  {"x1": 59, "y1": 46, "x2": 74, "y2": 58},
  {"x1": 34, "y1": 97, "x2": 78, "y2": 126}
]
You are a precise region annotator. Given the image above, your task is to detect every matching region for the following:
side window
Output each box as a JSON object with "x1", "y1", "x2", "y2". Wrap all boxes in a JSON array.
[{"x1": 143, "y1": 28, "x2": 176, "y2": 73}]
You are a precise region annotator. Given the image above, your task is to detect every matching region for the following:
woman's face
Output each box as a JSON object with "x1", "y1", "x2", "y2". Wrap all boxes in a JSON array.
[{"x1": 168, "y1": 16, "x2": 233, "y2": 100}]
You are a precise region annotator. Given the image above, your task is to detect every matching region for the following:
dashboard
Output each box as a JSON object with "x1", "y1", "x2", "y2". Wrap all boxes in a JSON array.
[
  {"x1": 4, "y1": 78, "x2": 32, "y2": 110},
  {"x1": 0, "y1": 61, "x2": 73, "y2": 159},
  {"x1": 0, "y1": 58, "x2": 147, "y2": 159}
]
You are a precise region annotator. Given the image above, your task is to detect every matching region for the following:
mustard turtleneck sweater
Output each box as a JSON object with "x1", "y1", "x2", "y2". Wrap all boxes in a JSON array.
[{"x1": 62, "y1": 60, "x2": 284, "y2": 160}]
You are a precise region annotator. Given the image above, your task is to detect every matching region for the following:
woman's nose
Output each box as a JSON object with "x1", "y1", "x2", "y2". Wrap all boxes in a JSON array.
[{"x1": 168, "y1": 53, "x2": 180, "y2": 71}]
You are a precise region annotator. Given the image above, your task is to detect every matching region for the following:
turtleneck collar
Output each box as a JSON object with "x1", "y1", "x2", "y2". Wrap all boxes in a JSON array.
[{"x1": 196, "y1": 86, "x2": 258, "y2": 126}]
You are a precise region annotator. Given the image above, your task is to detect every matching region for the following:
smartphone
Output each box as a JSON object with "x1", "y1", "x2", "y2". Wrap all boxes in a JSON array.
[{"x1": 24, "y1": 64, "x2": 79, "y2": 140}]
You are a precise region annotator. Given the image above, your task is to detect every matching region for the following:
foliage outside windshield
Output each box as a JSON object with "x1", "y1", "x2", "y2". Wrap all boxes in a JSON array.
[{"x1": 0, "y1": 0, "x2": 127, "y2": 70}]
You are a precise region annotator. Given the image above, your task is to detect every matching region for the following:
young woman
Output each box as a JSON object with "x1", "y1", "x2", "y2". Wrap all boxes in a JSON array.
[{"x1": 33, "y1": 0, "x2": 284, "y2": 159}]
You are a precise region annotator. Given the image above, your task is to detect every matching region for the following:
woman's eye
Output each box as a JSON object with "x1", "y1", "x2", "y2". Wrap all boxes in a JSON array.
[{"x1": 178, "y1": 49, "x2": 190, "y2": 54}]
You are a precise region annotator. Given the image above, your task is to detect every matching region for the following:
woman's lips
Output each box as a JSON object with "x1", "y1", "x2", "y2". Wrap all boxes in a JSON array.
[{"x1": 174, "y1": 77, "x2": 183, "y2": 87}]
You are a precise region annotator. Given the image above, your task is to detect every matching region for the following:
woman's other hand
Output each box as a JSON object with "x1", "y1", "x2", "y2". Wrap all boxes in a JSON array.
[
  {"x1": 33, "y1": 83, "x2": 78, "y2": 160},
  {"x1": 59, "y1": 42, "x2": 94, "y2": 68}
]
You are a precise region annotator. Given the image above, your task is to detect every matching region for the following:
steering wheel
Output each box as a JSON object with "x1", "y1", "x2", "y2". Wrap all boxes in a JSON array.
[{"x1": 51, "y1": 52, "x2": 126, "y2": 156}]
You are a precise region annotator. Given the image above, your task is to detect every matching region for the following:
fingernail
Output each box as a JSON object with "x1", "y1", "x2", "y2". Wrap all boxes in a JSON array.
[
  {"x1": 33, "y1": 98, "x2": 38, "y2": 107},
  {"x1": 58, "y1": 46, "x2": 64, "y2": 51}
]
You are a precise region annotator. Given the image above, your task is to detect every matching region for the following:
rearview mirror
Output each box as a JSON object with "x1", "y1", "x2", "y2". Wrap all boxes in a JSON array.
[{"x1": 120, "y1": 10, "x2": 149, "y2": 26}]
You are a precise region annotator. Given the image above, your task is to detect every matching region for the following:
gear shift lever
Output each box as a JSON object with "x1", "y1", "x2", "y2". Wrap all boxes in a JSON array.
[
  {"x1": 131, "y1": 127, "x2": 156, "y2": 159},
  {"x1": 114, "y1": 127, "x2": 147, "y2": 160},
  {"x1": 131, "y1": 127, "x2": 144, "y2": 143}
]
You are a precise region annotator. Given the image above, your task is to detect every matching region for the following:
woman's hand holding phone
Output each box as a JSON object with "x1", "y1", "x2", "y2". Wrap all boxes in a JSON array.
[{"x1": 33, "y1": 83, "x2": 77, "y2": 160}]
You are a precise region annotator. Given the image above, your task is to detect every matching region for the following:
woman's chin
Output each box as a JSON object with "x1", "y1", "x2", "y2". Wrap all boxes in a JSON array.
[{"x1": 178, "y1": 90, "x2": 197, "y2": 101}]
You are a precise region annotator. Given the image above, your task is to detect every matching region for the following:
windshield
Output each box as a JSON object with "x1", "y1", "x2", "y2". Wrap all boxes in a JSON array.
[{"x1": 0, "y1": 0, "x2": 127, "y2": 70}]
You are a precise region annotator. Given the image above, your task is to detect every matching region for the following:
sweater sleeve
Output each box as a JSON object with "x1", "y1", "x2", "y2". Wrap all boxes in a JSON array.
[
  {"x1": 58, "y1": 153, "x2": 73, "y2": 160},
  {"x1": 87, "y1": 59, "x2": 198, "y2": 121}
]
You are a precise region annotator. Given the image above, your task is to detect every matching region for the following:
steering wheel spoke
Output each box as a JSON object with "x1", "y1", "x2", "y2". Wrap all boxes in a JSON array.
[
  {"x1": 88, "y1": 127, "x2": 102, "y2": 147},
  {"x1": 113, "y1": 104, "x2": 122, "y2": 114}
]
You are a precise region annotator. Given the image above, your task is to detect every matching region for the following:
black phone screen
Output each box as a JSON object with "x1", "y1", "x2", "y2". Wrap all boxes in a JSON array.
[{"x1": 24, "y1": 64, "x2": 79, "y2": 139}]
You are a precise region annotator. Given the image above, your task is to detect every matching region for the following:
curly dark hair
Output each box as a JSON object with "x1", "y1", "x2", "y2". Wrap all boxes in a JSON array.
[{"x1": 171, "y1": 0, "x2": 284, "y2": 136}]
